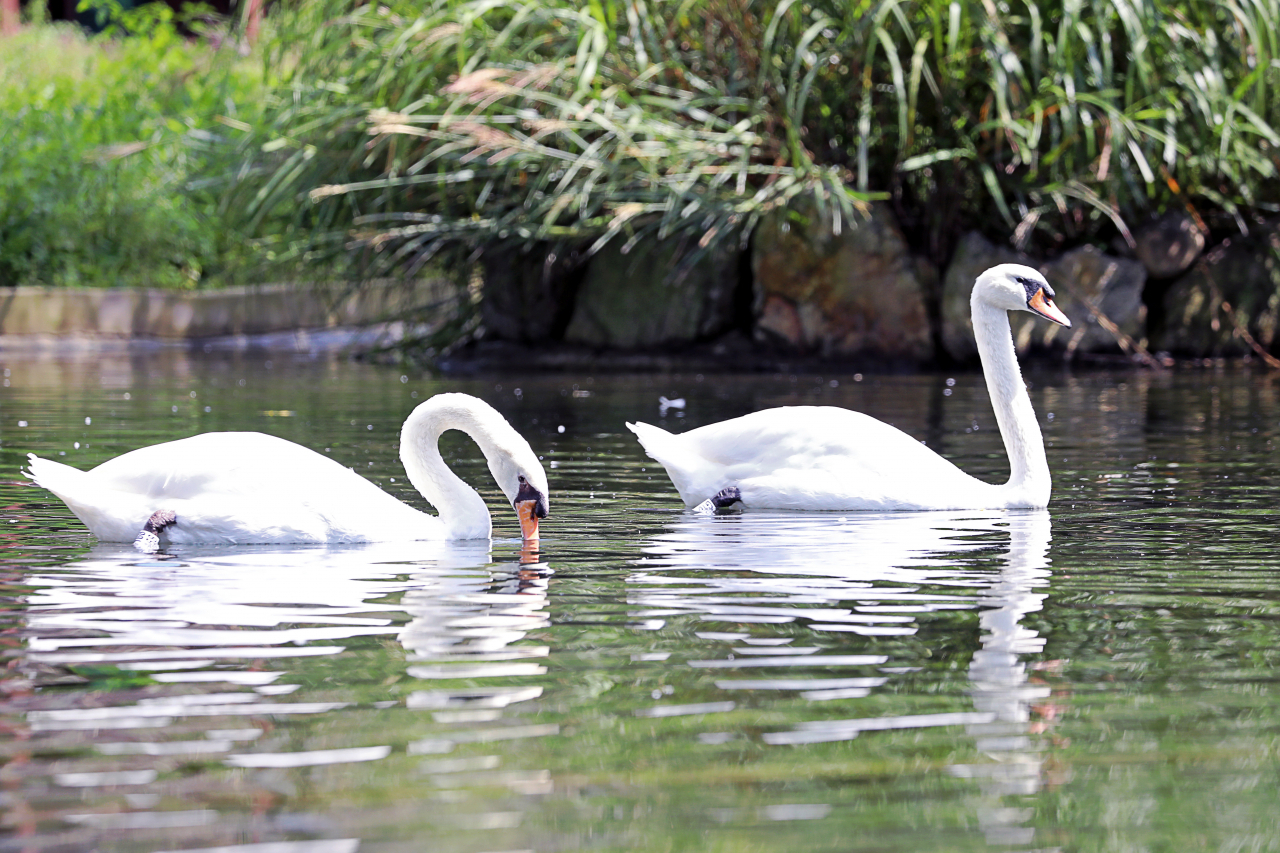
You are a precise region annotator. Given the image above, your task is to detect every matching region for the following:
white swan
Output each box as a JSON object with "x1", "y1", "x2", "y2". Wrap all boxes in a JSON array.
[
  {"x1": 628, "y1": 264, "x2": 1070, "y2": 512},
  {"x1": 25, "y1": 392, "x2": 549, "y2": 548}
]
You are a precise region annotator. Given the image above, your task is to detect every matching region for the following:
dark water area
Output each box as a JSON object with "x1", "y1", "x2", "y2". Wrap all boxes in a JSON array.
[{"x1": 2, "y1": 348, "x2": 1279, "y2": 852}]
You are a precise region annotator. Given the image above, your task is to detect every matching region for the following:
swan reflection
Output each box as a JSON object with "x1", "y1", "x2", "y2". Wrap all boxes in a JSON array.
[
  {"x1": 399, "y1": 544, "x2": 557, "y2": 798},
  {"x1": 13, "y1": 539, "x2": 554, "y2": 849},
  {"x1": 631, "y1": 508, "x2": 1054, "y2": 844},
  {"x1": 952, "y1": 510, "x2": 1054, "y2": 847}
]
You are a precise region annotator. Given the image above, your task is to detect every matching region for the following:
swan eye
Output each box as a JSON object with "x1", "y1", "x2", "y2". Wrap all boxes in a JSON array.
[
  {"x1": 518, "y1": 474, "x2": 527, "y2": 484},
  {"x1": 1014, "y1": 274, "x2": 1053, "y2": 301}
]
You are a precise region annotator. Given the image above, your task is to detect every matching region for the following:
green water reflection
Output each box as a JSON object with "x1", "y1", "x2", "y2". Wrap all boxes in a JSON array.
[{"x1": 2, "y1": 349, "x2": 1279, "y2": 852}]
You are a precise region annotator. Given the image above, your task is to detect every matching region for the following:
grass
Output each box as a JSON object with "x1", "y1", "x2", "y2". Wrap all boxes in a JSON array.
[
  {"x1": 6, "y1": 0, "x2": 1279, "y2": 307},
  {"x1": 0, "y1": 14, "x2": 265, "y2": 288},
  {"x1": 228, "y1": 0, "x2": 1280, "y2": 279},
  {"x1": 223, "y1": 0, "x2": 872, "y2": 281},
  {"x1": 818, "y1": 0, "x2": 1280, "y2": 262}
]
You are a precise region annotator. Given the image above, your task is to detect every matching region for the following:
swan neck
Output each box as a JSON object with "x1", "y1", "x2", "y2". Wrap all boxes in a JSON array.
[
  {"x1": 971, "y1": 300, "x2": 1050, "y2": 503},
  {"x1": 400, "y1": 401, "x2": 502, "y2": 539}
]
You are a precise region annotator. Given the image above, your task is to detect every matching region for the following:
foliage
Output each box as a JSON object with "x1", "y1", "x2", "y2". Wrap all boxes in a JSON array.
[
  {"x1": 804, "y1": 0, "x2": 1280, "y2": 261},
  {"x1": 224, "y1": 0, "x2": 871, "y2": 280},
  {"x1": 231, "y1": 0, "x2": 1280, "y2": 277},
  {"x1": 0, "y1": 15, "x2": 264, "y2": 288},
  {"x1": 8, "y1": 0, "x2": 1278, "y2": 293}
]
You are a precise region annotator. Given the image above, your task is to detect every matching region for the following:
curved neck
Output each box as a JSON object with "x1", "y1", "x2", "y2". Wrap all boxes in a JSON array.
[
  {"x1": 971, "y1": 300, "x2": 1051, "y2": 504},
  {"x1": 400, "y1": 399, "x2": 507, "y2": 539}
]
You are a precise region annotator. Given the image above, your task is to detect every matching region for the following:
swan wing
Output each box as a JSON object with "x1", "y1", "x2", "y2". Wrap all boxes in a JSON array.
[
  {"x1": 632, "y1": 407, "x2": 993, "y2": 510},
  {"x1": 28, "y1": 433, "x2": 441, "y2": 544},
  {"x1": 82, "y1": 433, "x2": 358, "y2": 499}
]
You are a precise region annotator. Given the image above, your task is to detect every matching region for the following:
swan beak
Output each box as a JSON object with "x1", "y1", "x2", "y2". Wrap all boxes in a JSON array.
[
  {"x1": 517, "y1": 500, "x2": 542, "y2": 541},
  {"x1": 514, "y1": 480, "x2": 548, "y2": 541},
  {"x1": 1029, "y1": 288, "x2": 1071, "y2": 327}
]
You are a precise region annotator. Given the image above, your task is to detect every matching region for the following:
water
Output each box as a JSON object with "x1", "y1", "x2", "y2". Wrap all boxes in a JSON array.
[{"x1": 3, "y1": 349, "x2": 1280, "y2": 852}]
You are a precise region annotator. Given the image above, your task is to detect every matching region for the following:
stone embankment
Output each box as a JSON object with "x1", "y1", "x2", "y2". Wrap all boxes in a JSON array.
[
  {"x1": 0, "y1": 280, "x2": 444, "y2": 351},
  {"x1": 6, "y1": 212, "x2": 1277, "y2": 365},
  {"x1": 480, "y1": 203, "x2": 1280, "y2": 366}
]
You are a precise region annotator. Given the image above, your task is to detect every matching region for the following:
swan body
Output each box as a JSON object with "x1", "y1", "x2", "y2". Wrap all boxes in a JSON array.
[
  {"x1": 25, "y1": 393, "x2": 549, "y2": 546},
  {"x1": 629, "y1": 264, "x2": 1070, "y2": 512}
]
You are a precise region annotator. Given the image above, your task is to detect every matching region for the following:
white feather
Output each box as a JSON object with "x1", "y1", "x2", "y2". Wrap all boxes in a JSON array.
[
  {"x1": 629, "y1": 264, "x2": 1069, "y2": 512},
  {"x1": 25, "y1": 393, "x2": 547, "y2": 545}
]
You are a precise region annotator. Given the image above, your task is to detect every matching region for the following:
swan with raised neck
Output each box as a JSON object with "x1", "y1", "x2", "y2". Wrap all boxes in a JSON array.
[
  {"x1": 969, "y1": 263, "x2": 1069, "y2": 507},
  {"x1": 627, "y1": 263, "x2": 1071, "y2": 512},
  {"x1": 24, "y1": 392, "x2": 549, "y2": 547}
]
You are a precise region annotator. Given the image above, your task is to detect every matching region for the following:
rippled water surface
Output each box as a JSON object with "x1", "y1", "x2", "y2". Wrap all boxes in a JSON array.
[{"x1": 3, "y1": 349, "x2": 1280, "y2": 853}]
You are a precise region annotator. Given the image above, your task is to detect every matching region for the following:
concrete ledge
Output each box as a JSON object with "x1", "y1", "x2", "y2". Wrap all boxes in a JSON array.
[{"x1": 0, "y1": 279, "x2": 449, "y2": 339}]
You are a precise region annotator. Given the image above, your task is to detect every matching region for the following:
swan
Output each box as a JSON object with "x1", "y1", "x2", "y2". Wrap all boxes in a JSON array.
[
  {"x1": 24, "y1": 392, "x2": 549, "y2": 549},
  {"x1": 628, "y1": 264, "x2": 1070, "y2": 512}
]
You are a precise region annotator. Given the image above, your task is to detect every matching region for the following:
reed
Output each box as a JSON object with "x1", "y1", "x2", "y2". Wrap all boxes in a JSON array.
[
  {"x1": 828, "y1": 0, "x2": 1280, "y2": 258},
  {"x1": 227, "y1": 0, "x2": 1280, "y2": 275},
  {"x1": 224, "y1": 0, "x2": 871, "y2": 278}
]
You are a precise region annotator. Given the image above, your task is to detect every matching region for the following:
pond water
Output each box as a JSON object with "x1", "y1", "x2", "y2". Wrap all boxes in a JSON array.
[{"x1": 2, "y1": 348, "x2": 1279, "y2": 853}]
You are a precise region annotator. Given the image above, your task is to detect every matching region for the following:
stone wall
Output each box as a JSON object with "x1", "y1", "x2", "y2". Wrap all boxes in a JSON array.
[
  {"x1": 9, "y1": 209, "x2": 1275, "y2": 363},
  {"x1": 0, "y1": 279, "x2": 448, "y2": 340},
  {"x1": 751, "y1": 202, "x2": 933, "y2": 361},
  {"x1": 473, "y1": 202, "x2": 1273, "y2": 365}
]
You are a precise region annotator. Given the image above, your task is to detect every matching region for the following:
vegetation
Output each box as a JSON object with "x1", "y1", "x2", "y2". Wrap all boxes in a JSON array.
[
  {"x1": 4, "y1": 0, "x2": 1279, "y2": 300},
  {"x1": 224, "y1": 0, "x2": 872, "y2": 281},
  {"x1": 843, "y1": 0, "x2": 1280, "y2": 261},
  {"x1": 0, "y1": 8, "x2": 264, "y2": 288},
  {"x1": 232, "y1": 0, "x2": 1280, "y2": 278}
]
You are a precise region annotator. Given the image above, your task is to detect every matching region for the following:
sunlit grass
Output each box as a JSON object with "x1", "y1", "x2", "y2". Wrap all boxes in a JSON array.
[
  {"x1": 0, "y1": 20, "x2": 265, "y2": 288},
  {"x1": 230, "y1": 0, "x2": 1280, "y2": 280}
]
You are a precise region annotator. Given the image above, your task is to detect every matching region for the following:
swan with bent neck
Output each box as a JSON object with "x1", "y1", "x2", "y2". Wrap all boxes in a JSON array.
[
  {"x1": 628, "y1": 264, "x2": 1071, "y2": 511},
  {"x1": 25, "y1": 392, "x2": 550, "y2": 548}
]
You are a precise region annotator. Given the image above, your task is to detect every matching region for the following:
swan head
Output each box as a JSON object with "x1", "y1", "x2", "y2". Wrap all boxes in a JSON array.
[
  {"x1": 976, "y1": 264, "x2": 1071, "y2": 327},
  {"x1": 488, "y1": 446, "x2": 549, "y2": 542}
]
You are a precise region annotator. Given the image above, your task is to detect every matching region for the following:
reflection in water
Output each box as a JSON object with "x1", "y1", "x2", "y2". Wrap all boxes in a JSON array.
[
  {"x1": 953, "y1": 511, "x2": 1053, "y2": 848},
  {"x1": 9, "y1": 352, "x2": 1280, "y2": 851},
  {"x1": 632, "y1": 509, "x2": 1054, "y2": 842},
  {"x1": 9, "y1": 539, "x2": 558, "y2": 851},
  {"x1": 399, "y1": 545, "x2": 557, "y2": 783}
]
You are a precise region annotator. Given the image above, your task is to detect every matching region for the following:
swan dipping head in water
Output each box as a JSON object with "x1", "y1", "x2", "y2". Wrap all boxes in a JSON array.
[
  {"x1": 628, "y1": 264, "x2": 1071, "y2": 512},
  {"x1": 25, "y1": 392, "x2": 549, "y2": 549}
]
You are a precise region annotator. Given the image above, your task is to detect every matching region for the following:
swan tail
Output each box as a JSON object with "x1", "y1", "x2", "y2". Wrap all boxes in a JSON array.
[
  {"x1": 626, "y1": 422, "x2": 720, "y2": 507},
  {"x1": 24, "y1": 453, "x2": 88, "y2": 497},
  {"x1": 24, "y1": 454, "x2": 153, "y2": 542}
]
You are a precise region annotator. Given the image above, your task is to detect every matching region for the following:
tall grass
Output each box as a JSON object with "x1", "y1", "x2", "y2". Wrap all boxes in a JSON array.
[
  {"x1": 225, "y1": 0, "x2": 870, "y2": 279},
  {"x1": 0, "y1": 17, "x2": 264, "y2": 288},
  {"x1": 809, "y1": 0, "x2": 1280, "y2": 260},
  {"x1": 230, "y1": 0, "x2": 1280, "y2": 278}
]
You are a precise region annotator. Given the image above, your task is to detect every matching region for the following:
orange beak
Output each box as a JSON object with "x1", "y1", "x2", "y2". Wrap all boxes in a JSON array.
[
  {"x1": 1029, "y1": 288, "x2": 1071, "y2": 327},
  {"x1": 517, "y1": 500, "x2": 541, "y2": 541}
]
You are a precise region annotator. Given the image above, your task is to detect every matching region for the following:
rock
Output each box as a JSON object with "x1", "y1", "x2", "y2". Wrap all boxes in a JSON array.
[
  {"x1": 941, "y1": 232, "x2": 1146, "y2": 360},
  {"x1": 751, "y1": 201, "x2": 932, "y2": 361},
  {"x1": 563, "y1": 234, "x2": 742, "y2": 349},
  {"x1": 940, "y1": 232, "x2": 1027, "y2": 361},
  {"x1": 481, "y1": 243, "x2": 587, "y2": 343},
  {"x1": 1134, "y1": 212, "x2": 1205, "y2": 279},
  {"x1": 1155, "y1": 223, "x2": 1280, "y2": 356},
  {"x1": 1040, "y1": 245, "x2": 1147, "y2": 354},
  {"x1": 0, "y1": 280, "x2": 443, "y2": 339}
]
